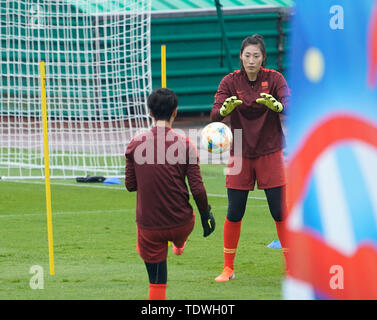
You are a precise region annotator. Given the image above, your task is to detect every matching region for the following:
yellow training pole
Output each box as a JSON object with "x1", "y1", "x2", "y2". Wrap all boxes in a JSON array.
[
  {"x1": 40, "y1": 61, "x2": 55, "y2": 275},
  {"x1": 161, "y1": 45, "x2": 170, "y2": 246},
  {"x1": 161, "y1": 45, "x2": 166, "y2": 88}
]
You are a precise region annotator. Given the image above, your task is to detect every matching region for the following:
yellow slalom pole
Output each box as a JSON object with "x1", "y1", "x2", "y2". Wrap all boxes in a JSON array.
[
  {"x1": 161, "y1": 45, "x2": 166, "y2": 88},
  {"x1": 40, "y1": 61, "x2": 55, "y2": 275},
  {"x1": 161, "y1": 45, "x2": 170, "y2": 246}
]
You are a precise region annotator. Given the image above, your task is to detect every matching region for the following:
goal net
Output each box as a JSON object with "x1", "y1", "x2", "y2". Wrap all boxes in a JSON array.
[{"x1": 0, "y1": 0, "x2": 152, "y2": 179}]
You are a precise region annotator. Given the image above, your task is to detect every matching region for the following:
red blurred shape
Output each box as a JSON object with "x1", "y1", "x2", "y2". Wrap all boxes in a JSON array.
[{"x1": 286, "y1": 114, "x2": 377, "y2": 299}]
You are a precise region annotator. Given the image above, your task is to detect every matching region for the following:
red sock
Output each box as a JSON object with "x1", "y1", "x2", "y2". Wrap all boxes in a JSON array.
[
  {"x1": 149, "y1": 283, "x2": 167, "y2": 300},
  {"x1": 223, "y1": 218, "x2": 242, "y2": 270},
  {"x1": 275, "y1": 221, "x2": 289, "y2": 271}
]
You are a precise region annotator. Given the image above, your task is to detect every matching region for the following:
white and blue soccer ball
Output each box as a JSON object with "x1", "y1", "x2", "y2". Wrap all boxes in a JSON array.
[{"x1": 200, "y1": 122, "x2": 233, "y2": 154}]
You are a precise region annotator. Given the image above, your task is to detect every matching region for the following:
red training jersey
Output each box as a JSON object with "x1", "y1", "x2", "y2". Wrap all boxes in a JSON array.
[
  {"x1": 125, "y1": 126, "x2": 209, "y2": 230},
  {"x1": 210, "y1": 67, "x2": 290, "y2": 159}
]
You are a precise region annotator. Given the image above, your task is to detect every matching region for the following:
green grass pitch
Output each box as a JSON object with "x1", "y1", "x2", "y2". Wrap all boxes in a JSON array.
[{"x1": 0, "y1": 164, "x2": 284, "y2": 300}]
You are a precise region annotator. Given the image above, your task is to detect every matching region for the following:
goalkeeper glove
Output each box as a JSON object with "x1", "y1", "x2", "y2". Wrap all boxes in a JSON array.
[
  {"x1": 256, "y1": 93, "x2": 284, "y2": 113},
  {"x1": 219, "y1": 96, "x2": 243, "y2": 117},
  {"x1": 200, "y1": 206, "x2": 215, "y2": 237}
]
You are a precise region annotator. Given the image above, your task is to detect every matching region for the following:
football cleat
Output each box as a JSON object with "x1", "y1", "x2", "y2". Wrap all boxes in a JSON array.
[
  {"x1": 172, "y1": 241, "x2": 186, "y2": 255},
  {"x1": 215, "y1": 267, "x2": 235, "y2": 282}
]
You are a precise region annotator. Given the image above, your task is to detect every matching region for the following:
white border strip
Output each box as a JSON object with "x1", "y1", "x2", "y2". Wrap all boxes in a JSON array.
[{"x1": 1, "y1": 179, "x2": 267, "y2": 200}]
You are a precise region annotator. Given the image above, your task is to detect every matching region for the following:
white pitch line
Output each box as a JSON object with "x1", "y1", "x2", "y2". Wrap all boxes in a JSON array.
[
  {"x1": 0, "y1": 204, "x2": 268, "y2": 219},
  {"x1": 1, "y1": 179, "x2": 125, "y2": 191},
  {"x1": 0, "y1": 208, "x2": 135, "y2": 219},
  {"x1": 2, "y1": 180, "x2": 267, "y2": 200},
  {"x1": 206, "y1": 193, "x2": 266, "y2": 200}
]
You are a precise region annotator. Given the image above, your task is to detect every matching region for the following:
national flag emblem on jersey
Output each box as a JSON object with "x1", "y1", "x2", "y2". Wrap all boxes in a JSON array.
[{"x1": 284, "y1": 0, "x2": 377, "y2": 299}]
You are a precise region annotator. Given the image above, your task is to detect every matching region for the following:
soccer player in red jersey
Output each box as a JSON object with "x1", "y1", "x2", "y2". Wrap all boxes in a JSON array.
[
  {"x1": 210, "y1": 34, "x2": 290, "y2": 281},
  {"x1": 125, "y1": 88, "x2": 215, "y2": 299}
]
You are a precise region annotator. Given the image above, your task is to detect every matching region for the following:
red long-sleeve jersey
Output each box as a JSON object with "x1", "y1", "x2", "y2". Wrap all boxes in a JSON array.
[
  {"x1": 125, "y1": 126, "x2": 209, "y2": 230},
  {"x1": 210, "y1": 67, "x2": 290, "y2": 159}
]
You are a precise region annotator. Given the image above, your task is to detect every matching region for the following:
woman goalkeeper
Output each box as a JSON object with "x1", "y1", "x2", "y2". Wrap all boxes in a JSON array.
[{"x1": 210, "y1": 34, "x2": 290, "y2": 281}]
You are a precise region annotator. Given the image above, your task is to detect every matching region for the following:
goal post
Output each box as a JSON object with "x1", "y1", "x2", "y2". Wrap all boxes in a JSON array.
[{"x1": 0, "y1": 0, "x2": 152, "y2": 179}]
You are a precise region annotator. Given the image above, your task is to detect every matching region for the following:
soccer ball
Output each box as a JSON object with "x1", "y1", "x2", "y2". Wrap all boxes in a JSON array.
[{"x1": 200, "y1": 122, "x2": 233, "y2": 154}]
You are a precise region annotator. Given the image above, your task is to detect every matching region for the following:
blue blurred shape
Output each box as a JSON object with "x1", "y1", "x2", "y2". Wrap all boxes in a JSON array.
[
  {"x1": 267, "y1": 240, "x2": 282, "y2": 249},
  {"x1": 103, "y1": 177, "x2": 122, "y2": 185}
]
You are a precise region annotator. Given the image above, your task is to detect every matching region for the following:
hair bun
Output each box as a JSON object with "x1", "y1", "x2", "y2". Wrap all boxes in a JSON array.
[{"x1": 252, "y1": 34, "x2": 264, "y2": 41}]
